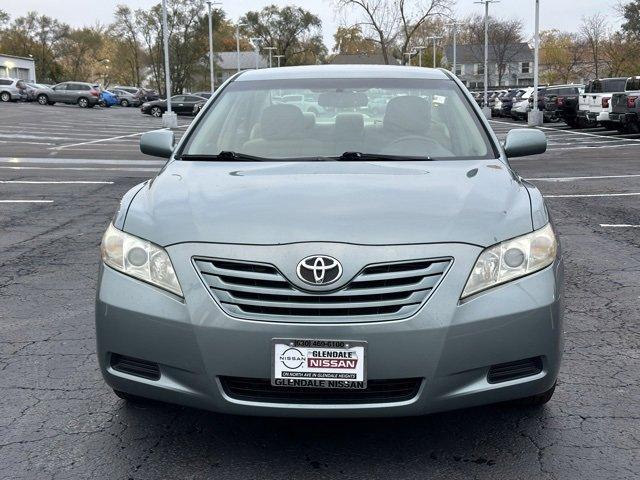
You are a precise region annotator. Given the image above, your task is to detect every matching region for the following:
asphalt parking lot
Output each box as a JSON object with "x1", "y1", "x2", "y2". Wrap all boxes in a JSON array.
[{"x1": 1, "y1": 101, "x2": 639, "y2": 480}]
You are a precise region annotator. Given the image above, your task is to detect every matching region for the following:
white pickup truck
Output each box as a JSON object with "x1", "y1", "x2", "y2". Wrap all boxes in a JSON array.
[{"x1": 577, "y1": 77, "x2": 627, "y2": 128}]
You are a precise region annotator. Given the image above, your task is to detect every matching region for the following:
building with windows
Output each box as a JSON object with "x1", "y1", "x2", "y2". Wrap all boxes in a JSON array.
[
  {"x1": 214, "y1": 52, "x2": 268, "y2": 84},
  {"x1": 0, "y1": 53, "x2": 36, "y2": 81},
  {"x1": 442, "y1": 43, "x2": 533, "y2": 89}
]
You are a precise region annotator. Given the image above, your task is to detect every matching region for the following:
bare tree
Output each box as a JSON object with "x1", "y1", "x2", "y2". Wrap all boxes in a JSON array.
[
  {"x1": 335, "y1": 0, "x2": 452, "y2": 64},
  {"x1": 579, "y1": 13, "x2": 608, "y2": 78}
]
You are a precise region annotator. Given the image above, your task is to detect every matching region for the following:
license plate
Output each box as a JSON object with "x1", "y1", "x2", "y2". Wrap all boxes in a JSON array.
[{"x1": 271, "y1": 339, "x2": 367, "y2": 389}]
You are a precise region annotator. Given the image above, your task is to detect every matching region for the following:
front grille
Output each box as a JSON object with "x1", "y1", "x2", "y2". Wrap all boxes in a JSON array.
[
  {"x1": 110, "y1": 353, "x2": 160, "y2": 380},
  {"x1": 487, "y1": 357, "x2": 543, "y2": 384},
  {"x1": 194, "y1": 257, "x2": 451, "y2": 322},
  {"x1": 220, "y1": 376, "x2": 422, "y2": 404}
]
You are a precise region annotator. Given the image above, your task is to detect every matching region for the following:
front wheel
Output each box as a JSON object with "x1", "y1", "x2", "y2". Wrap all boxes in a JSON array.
[
  {"x1": 150, "y1": 106, "x2": 162, "y2": 117},
  {"x1": 120, "y1": 99, "x2": 130, "y2": 107},
  {"x1": 78, "y1": 97, "x2": 89, "y2": 108},
  {"x1": 37, "y1": 94, "x2": 50, "y2": 105},
  {"x1": 0, "y1": 92, "x2": 11, "y2": 102}
]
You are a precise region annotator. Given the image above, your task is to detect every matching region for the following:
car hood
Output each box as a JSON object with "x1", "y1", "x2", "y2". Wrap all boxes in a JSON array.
[{"x1": 123, "y1": 159, "x2": 533, "y2": 247}]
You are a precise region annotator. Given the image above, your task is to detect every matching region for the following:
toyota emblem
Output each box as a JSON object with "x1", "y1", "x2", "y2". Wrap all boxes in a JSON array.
[{"x1": 296, "y1": 255, "x2": 342, "y2": 285}]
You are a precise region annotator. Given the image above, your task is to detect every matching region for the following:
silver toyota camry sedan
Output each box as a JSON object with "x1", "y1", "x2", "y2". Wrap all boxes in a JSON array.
[{"x1": 96, "y1": 65, "x2": 563, "y2": 417}]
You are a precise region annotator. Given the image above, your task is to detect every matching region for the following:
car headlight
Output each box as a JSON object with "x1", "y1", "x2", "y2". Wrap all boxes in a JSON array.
[
  {"x1": 461, "y1": 223, "x2": 557, "y2": 299},
  {"x1": 100, "y1": 223, "x2": 183, "y2": 296}
]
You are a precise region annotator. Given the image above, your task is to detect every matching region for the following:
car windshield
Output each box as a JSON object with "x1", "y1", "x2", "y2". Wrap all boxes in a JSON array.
[{"x1": 182, "y1": 77, "x2": 495, "y2": 160}]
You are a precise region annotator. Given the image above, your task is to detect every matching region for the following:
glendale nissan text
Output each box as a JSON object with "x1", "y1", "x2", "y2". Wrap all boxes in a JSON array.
[{"x1": 96, "y1": 65, "x2": 563, "y2": 417}]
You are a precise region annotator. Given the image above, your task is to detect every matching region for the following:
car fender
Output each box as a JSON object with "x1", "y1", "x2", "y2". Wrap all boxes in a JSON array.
[
  {"x1": 522, "y1": 180, "x2": 549, "y2": 229},
  {"x1": 112, "y1": 181, "x2": 148, "y2": 229}
]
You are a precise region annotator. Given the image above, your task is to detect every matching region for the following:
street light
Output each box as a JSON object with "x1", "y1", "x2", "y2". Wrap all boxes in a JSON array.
[
  {"x1": 528, "y1": 0, "x2": 543, "y2": 126},
  {"x1": 236, "y1": 22, "x2": 247, "y2": 72},
  {"x1": 414, "y1": 46, "x2": 427, "y2": 67},
  {"x1": 206, "y1": 1, "x2": 222, "y2": 92},
  {"x1": 403, "y1": 51, "x2": 415, "y2": 66},
  {"x1": 474, "y1": 0, "x2": 499, "y2": 119},
  {"x1": 250, "y1": 37, "x2": 262, "y2": 69},
  {"x1": 161, "y1": 0, "x2": 177, "y2": 128},
  {"x1": 273, "y1": 54, "x2": 284, "y2": 67},
  {"x1": 264, "y1": 46, "x2": 277, "y2": 68},
  {"x1": 426, "y1": 36, "x2": 443, "y2": 68},
  {"x1": 445, "y1": 22, "x2": 463, "y2": 75}
]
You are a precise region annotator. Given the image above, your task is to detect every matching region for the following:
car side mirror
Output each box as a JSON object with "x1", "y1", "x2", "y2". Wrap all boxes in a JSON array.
[
  {"x1": 503, "y1": 128, "x2": 546, "y2": 158},
  {"x1": 140, "y1": 129, "x2": 175, "y2": 158}
]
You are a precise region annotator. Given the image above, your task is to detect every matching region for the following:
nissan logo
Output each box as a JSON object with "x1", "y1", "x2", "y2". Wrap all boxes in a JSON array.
[{"x1": 296, "y1": 255, "x2": 342, "y2": 285}]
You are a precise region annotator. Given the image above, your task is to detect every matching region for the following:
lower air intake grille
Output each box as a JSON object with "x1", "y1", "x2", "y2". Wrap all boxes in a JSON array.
[
  {"x1": 220, "y1": 377, "x2": 422, "y2": 404},
  {"x1": 194, "y1": 257, "x2": 451, "y2": 323},
  {"x1": 111, "y1": 354, "x2": 160, "y2": 380},
  {"x1": 487, "y1": 357, "x2": 543, "y2": 384}
]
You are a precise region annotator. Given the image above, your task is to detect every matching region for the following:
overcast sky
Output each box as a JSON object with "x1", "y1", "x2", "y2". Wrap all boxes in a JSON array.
[{"x1": 3, "y1": 0, "x2": 623, "y2": 50}]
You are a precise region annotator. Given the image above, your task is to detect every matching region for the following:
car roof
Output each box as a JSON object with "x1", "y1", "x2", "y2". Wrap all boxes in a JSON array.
[{"x1": 235, "y1": 64, "x2": 450, "y2": 81}]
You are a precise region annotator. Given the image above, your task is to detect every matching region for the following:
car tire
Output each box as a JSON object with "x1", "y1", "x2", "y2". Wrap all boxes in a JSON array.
[
  {"x1": 98, "y1": 100, "x2": 106, "y2": 108},
  {"x1": 0, "y1": 91, "x2": 11, "y2": 102},
  {"x1": 113, "y1": 389, "x2": 152, "y2": 404},
  {"x1": 37, "y1": 94, "x2": 50, "y2": 105},
  {"x1": 151, "y1": 106, "x2": 162, "y2": 117},
  {"x1": 510, "y1": 382, "x2": 556, "y2": 407},
  {"x1": 78, "y1": 97, "x2": 89, "y2": 108},
  {"x1": 120, "y1": 99, "x2": 129, "y2": 107}
]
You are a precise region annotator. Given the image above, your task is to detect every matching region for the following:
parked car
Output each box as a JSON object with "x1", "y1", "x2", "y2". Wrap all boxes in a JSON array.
[
  {"x1": 491, "y1": 90, "x2": 509, "y2": 117},
  {"x1": 192, "y1": 99, "x2": 207, "y2": 115},
  {"x1": 543, "y1": 84, "x2": 584, "y2": 126},
  {"x1": 98, "y1": 90, "x2": 119, "y2": 107},
  {"x1": 487, "y1": 90, "x2": 506, "y2": 111},
  {"x1": 111, "y1": 89, "x2": 141, "y2": 107},
  {"x1": 138, "y1": 88, "x2": 161, "y2": 102},
  {"x1": 97, "y1": 65, "x2": 561, "y2": 416},
  {"x1": 511, "y1": 88, "x2": 533, "y2": 120},
  {"x1": 528, "y1": 87, "x2": 547, "y2": 114},
  {"x1": 577, "y1": 77, "x2": 627, "y2": 128},
  {"x1": 193, "y1": 91, "x2": 212, "y2": 99},
  {"x1": 35, "y1": 81, "x2": 101, "y2": 108},
  {"x1": 24, "y1": 82, "x2": 49, "y2": 102},
  {"x1": 609, "y1": 76, "x2": 640, "y2": 133},
  {"x1": 113, "y1": 85, "x2": 139, "y2": 95},
  {"x1": 499, "y1": 89, "x2": 521, "y2": 117},
  {"x1": 0, "y1": 78, "x2": 27, "y2": 102},
  {"x1": 140, "y1": 94, "x2": 207, "y2": 117}
]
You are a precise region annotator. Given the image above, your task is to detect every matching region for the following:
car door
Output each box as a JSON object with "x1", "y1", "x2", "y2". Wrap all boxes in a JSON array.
[
  {"x1": 183, "y1": 96, "x2": 203, "y2": 113},
  {"x1": 50, "y1": 83, "x2": 67, "y2": 102},
  {"x1": 171, "y1": 95, "x2": 187, "y2": 114}
]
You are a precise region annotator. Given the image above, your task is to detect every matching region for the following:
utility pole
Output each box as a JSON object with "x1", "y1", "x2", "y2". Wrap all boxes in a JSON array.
[
  {"x1": 235, "y1": 22, "x2": 246, "y2": 73},
  {"x1": 274, "y1": 54, "x2": 284, "y2": 67},
  {"x1": 528, "y1": 0, "x2": 543, "y2": 126},
  {"x1": 446, "y1": 22, "x2": 463, "y2": 75},
  {"x1": 474, "y1": 0, "x2": 499, "y2": 118},
  {"x1": 264, "y1": 46, "x2": 276, "y2": 68},
  {"x1": 414, "y1": 46, "x2": 427, "y2": 67},
  {"x1": 403, "y1": 51, "x2": 414, "y2": 66},
  {"x1": 206, "y1": 1, "x2": 222, "y2": 92},
  {"x1": 161, "y1": 0, "x2": 176, "y2": 128},
  {"x1": 426, "y1": 36, "x2": 443, "y2": 68}
]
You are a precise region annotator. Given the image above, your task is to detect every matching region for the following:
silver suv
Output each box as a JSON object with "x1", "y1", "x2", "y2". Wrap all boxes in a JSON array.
[
  {"x1": 0, "y1": 78, "x2": 27, "y2": 102},
  {"x1": 35, "y1": 81, "x2": 100, "y2": 108}
]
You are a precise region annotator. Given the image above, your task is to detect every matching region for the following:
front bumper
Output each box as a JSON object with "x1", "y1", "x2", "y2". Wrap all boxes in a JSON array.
[{"x1": 96, "y1": 242, "x2": 564, "y2": 417}]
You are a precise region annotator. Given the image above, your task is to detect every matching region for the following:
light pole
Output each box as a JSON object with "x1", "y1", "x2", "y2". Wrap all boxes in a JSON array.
[
  {"x1": 274, "y1": 54, "x2": 284, "y2": 67},
  {"x1": 474, "y1": 0, "x2": 499, "y2": 119},
  {"x1": 426, "y1": 36, "x2": 443, "y2": 68},
  {"x1": 446, "y1": 22, "x2": 463, "y2": 75},
  {"x1": 528, "y1": 0, "x2": 543, "y2": 126},
  {"x1": 161, "y1": 0, "x2": 177, "y2": 128},
  {"x1": 236, "y1": 22, "x2": 247, "y2": 72},
  {"x1": 403, "y1": 51, "x2": 414, "y2": 66},
  {"x1": 250, "y1": 38, "x2": 262, "y2": 69},
  {"x1": 264, "y1": 46, "x2": 277, "y2": 68},
  {"x1": 414, "y1": 46, "x2": 427, "y2": 67},
  {"x1": 206, "y1": 1, "x2": 222, "y2": 92}
]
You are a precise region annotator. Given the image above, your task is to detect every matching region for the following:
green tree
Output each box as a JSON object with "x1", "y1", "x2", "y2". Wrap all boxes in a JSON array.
[
  {"x1": 240, "y1": 5, "x2": 327, "y2": 66},
  {"x1": 621, "y1": 0, "x2": 640, "y2": 39},
  {"x1": 333, "y1": 25, "x2": 378, "y2": 54}
]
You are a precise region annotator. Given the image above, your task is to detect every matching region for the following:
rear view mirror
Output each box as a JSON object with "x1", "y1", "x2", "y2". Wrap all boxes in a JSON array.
[
  {"x1": 140, "y1": 129, "x2": 175, "y2": 158},
  {"x1": 503, "y1": 129, "x2": 546, "y2": 158}
]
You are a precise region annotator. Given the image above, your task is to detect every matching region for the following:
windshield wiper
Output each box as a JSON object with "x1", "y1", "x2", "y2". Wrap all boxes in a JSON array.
[
  {"x1": 331, "y1": 152, "x2": 433, "y2": 161},
  {"x1": 180, "y1": 151, "x2": 268, "y2": 162}
]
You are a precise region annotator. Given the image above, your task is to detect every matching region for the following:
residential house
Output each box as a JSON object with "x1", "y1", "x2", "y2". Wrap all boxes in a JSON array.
[
  {"x1": 0, "y1": 53, "x2": 36, "y2": 81},
  {"x1": 329, "y1": 54, "x2": 393, "y2": 65},
  {"x1": 442, "y1": 43, "x2": 534, "y2": 89},
  {"x1": 214, "y1": 52, "x2": 269, "y2": 84}
]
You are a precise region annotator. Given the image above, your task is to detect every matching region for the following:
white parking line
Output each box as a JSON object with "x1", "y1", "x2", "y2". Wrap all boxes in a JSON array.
[
  {"x1": 50, "y1": 131, "x2": 147, "y2": 150},
  {"x1": 0, "y1": 200, "x2": 53, "y2": 203},
  {"x1": 0, "y1": 166, "x2": 158, "y2": 172},
  {"x1": 528, "y1": 174, "x2": 640, "y2": 182},
  {"x1": 600, "y1": 224, "x2": 640, "y2": 228},
  {"x1": 545, "y1": 192, "x2": 640, "y2": 198},
  {"x1": 0, "y1": 180, "x2": 114, "y2": 184}
]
